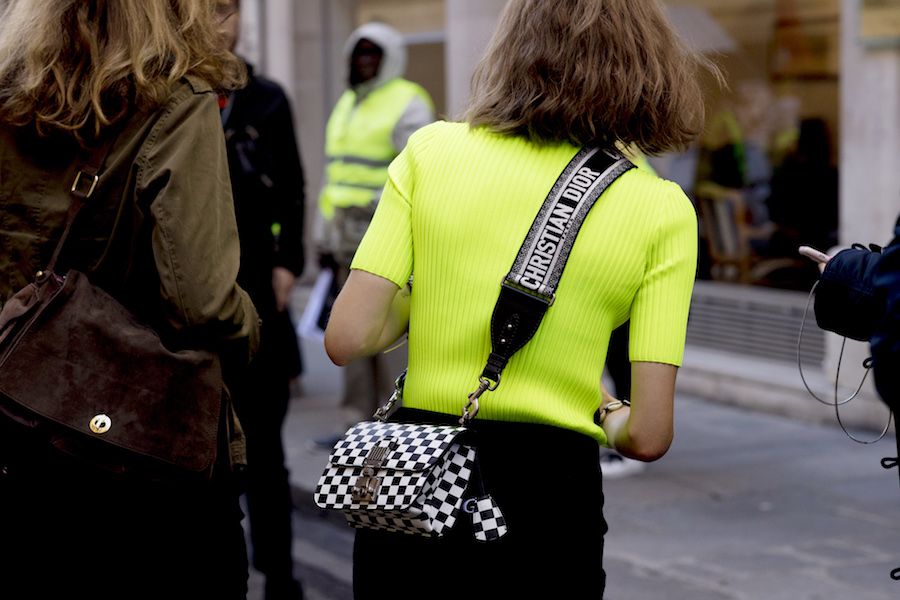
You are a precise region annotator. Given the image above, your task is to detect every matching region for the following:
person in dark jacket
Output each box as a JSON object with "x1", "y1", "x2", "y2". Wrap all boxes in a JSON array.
[
  {"x1": 802, "y1": 218, "x2": 899, "y2": 579},
  {"x1": 218, "y1": 1, "x2": 305, "y2": 598},
  {"x1": 871, "y1": 222, "x2": 900, "y2": 410},
  {"x1": 802, "y1": 217, "x2": 899, "y2": 412}
]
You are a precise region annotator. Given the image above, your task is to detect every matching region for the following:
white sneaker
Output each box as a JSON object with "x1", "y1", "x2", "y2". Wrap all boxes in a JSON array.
[{"x1": 600, "y1": 452, "x2": 645, "y2": 479}]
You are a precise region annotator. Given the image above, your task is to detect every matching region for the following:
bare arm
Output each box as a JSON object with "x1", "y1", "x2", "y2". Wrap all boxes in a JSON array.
[
  {"x1": 600, "y1": 361, "x2": 677, "y2": 462},
  {"x1": 324, "y1": 269, "x2": 410, "y2": 366}
]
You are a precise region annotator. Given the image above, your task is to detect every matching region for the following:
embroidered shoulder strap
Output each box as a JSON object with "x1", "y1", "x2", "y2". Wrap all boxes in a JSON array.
[
  {"x1": 375, "y1": 147, "x2": 636, "y2": 425},
  {"x1": 463, "y1": 147, "x2": 634, "y2": 422}
]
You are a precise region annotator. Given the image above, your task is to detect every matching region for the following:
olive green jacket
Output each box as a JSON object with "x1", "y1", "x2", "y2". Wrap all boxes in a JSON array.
[{"x1": 0, "y1": 77, "x2": 259, "y2": 359}]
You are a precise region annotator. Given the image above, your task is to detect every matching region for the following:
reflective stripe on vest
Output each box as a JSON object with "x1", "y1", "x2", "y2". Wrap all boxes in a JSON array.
[{"x1": 319, "y1": 79, "x2": 432, "y2": 218}]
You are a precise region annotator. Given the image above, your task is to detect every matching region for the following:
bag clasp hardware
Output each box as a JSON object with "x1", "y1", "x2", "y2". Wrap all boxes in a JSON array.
[
  {"x1": 374, "y1": 372, "x2": 405, "y2": 422},
  {"x1": 460, "y1": 376, "x2": 498, "y2": 425},
  {"x1": 89, "y1": 413, "x2": 111, "y2": 434},
  {"x1": 351, "y1": 466, "x2": 381, "y2": 503},
  {"x1": 351, "y1": 438, "x2": 397, "y2": 503}
]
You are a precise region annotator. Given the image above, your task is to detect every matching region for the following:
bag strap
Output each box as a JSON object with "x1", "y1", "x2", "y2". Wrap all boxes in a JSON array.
[
  {"x1": 375, "y1": 147, "x2": 635, "y2": 425},
  {"x1": 461, "y1": 147, "x2": 635, "y2": 423},
  {"x1": 43, "y1": 134, "x2": 119, "y2": 275}
]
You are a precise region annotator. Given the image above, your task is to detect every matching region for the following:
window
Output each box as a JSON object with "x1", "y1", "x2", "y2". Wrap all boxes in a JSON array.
[{"x1": 657, "y1": 0, "x2": 841, "y2": 291}]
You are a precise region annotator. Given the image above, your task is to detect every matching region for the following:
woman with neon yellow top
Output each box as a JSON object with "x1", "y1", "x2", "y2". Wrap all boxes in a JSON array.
[{"x1": 325, "y1": 0, "x2": 712, "y2": 597}]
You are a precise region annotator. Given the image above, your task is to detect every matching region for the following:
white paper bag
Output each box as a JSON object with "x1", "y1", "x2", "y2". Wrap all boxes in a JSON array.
[{"x1": 297, "y1": 269, "x2": 336, "y2": 342}]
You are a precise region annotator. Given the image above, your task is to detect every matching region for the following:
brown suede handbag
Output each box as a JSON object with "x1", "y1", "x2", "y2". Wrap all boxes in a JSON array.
[{"x1": 0, "y1": 136, "x2": 225, "y2": 481}]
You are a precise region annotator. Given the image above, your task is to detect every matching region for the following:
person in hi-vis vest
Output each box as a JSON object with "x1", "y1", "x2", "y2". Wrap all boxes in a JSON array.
[{"x1": 313, "y1": 22, "x2": 434, "y2": 447}]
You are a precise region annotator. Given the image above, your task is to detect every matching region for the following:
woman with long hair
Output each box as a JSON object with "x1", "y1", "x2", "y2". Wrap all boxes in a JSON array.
[
  {"x1": 0, "y1": 1, "x2": 257, "y2": 598},
  {"x1": 324, "y1": 0, "x2": 713, "y2": 597}
]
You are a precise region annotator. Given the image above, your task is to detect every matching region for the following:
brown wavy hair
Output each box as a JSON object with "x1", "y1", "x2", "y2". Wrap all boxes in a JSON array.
[
  {"x1": 464, "y1": 0, "x2": 718, "y2": 154},
  {"x1": 0, "y1": 0, "x2": 246, "y2": 140}
]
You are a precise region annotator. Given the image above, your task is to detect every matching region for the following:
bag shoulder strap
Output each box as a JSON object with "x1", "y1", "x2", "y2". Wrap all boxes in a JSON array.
[
  {"x1": 44, "y1": 134, "x2": 119, "y2": 275},
  {"x1": 463, "y1": 147, "x2": 634, "y2": 421},
  {"x1": 377, "y1": 147, "x2": 635, "y2": 425}
]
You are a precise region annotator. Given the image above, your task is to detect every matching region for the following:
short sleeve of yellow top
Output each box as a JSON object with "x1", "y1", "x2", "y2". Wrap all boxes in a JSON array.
[{"x1": 351, "y1": 122, "x2": 698, "y2": 445}]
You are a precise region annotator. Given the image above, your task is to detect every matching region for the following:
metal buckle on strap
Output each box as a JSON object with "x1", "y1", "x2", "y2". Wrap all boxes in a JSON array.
[
  {"x1": 71, "y1": 171, "x2": 99, "y2": 199},
  {"x1": 501, "y1": 280, "x2": 555, "y2": 307}
]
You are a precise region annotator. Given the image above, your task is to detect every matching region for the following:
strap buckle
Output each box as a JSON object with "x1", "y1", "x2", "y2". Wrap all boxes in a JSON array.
[
  {"x1": 501, "y1": 280, "x2": 555, "y2": 307},
  {"x1": 71, "y1": 171, "x2": 99, "y2": 199}
]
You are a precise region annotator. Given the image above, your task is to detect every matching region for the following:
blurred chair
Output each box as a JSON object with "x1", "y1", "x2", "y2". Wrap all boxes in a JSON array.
[{"x1": 695, "y1": 181, "x2": 804, "y2": 285}]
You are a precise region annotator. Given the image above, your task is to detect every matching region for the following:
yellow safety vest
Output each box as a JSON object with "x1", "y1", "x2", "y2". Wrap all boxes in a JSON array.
[{"x1": 319, "y1": 78, "x2": 432, "y2": 218}]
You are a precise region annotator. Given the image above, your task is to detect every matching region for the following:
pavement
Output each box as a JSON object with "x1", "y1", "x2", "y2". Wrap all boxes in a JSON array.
[{"x1": 265, "y1": 285, "x2": 900, "y2": 600}]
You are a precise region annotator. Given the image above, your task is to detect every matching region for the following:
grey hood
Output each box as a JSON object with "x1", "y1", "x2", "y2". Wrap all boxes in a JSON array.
[{"x1": 344, "y1": 22, "x2": 407, "y2": 94}]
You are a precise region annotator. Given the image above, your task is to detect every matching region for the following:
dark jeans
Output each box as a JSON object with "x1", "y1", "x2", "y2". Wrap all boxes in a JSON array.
[{"x1": 353, "y1": 408, "x2": 607, "y2": 599}]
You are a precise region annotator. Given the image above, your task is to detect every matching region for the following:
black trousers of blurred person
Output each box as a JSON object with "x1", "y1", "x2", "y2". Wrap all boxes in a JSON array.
[
  {"x1": 0, "y1": 419, "x2": 249, "y2": 600},
  {"x1": 221, "y1": 61, "x2": 306, "y2": 599},
  {"x1": 234, "y1": 310, "x2": 301, "y2": 590}
]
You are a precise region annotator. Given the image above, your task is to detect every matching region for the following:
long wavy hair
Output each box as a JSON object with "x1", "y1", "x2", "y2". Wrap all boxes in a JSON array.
[
  {"x1": 0, "y1": 0, "x2": 246, "y2": 140},
  {"x1": 464, "y1": 0, "x2": 718, "y2": 154}
]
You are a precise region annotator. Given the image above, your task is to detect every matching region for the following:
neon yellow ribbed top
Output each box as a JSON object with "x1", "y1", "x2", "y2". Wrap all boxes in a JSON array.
[{"x1": 351, "y1": 122, "x2": 697, "y2": 444}]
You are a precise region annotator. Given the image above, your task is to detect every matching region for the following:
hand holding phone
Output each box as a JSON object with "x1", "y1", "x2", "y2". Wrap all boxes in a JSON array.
[
  {"x1": 799, "y1": 246, "x2": 830, "y2": 263},
  {"x1": 799, "y1": 246, "x2": 831, "y2": 272}
]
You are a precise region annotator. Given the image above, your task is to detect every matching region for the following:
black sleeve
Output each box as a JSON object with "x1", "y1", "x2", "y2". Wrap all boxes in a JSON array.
[
  {"x1": 264, "y1": 88, "x2": 306, "y2": 277},
  {"x1": 813, "y1": 244, "x2": 885, "y2": 342},
  {"x1": 872, "y1": 223, "x2": 900, "y2": 408}
]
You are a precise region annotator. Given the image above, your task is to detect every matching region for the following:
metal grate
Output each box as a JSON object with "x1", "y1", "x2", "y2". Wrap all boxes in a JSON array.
[{"x1": 686, "y1": 281, "x2": 825, "y2": 366}]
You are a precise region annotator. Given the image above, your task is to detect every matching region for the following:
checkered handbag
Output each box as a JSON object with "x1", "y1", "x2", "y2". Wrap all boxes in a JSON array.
[{"x1": 314, "y1": 420, "x2": 477, "y2": 537}]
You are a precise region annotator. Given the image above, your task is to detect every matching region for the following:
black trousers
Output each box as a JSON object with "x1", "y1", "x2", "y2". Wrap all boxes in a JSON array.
[
  {"x1": 353, "y1": 409, "x2": 607, "y2": 600},
  {"x1": 235, "y1": 353, "x2": 297, "y2": 581},
  {"x1": 0, "y1": 422, "x2": 248, "y2": 600}
]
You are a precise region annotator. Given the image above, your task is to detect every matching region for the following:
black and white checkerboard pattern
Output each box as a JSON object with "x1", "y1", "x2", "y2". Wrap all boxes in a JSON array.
[
  {"x1": 314, "y1": 421, "x2": 476, "y2": 537},
  {"x1": 470, "y1": 494, "x2": 508, "y2": 542},
  {"x1": 327, "y1": 421, "x2": 467, "y2": 471},
  {"x1": 342, "y1": 443, "x2": 475, "y2": 536}
]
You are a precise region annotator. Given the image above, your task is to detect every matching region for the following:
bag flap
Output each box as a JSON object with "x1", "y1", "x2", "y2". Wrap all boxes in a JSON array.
[
  {"x1": 315, "y1": 441, "x2": 475, "y2": 513},
  {"x1": 0, "y1": 271, "x2": 222, "y2": 475},
  {"x1": 329, "y1": 420, "x2": 468, "y2": 472}
]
